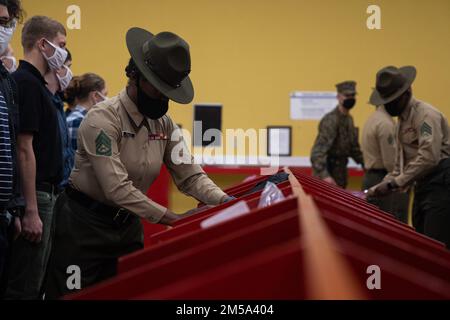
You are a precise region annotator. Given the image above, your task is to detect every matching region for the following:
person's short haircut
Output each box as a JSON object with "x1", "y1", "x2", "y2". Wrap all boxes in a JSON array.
[{"x1": 21, "y1": 15, "x2": 66, "y2": 52}]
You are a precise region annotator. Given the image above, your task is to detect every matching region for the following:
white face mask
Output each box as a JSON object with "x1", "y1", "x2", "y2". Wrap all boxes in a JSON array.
[
  {"x1": 1, "y1": 56, "x2": 17, "y2": 73},
  {"x1": 42, "y1": 39, "x2": 68, "y2": 71},
  {"x1": 96, "y1": 91, "x2": 108, "y2": 102},
  {"x1": 0, "y1": 20, "x2": 16, "y2": 56},
  {"x1": 56, "y1": 65, "x2": 73, "y2": 91}
]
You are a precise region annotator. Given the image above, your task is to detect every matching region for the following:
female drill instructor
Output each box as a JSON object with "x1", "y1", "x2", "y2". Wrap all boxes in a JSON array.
[{"x1": 45, "y1": 27, "x2": 233, "y2": 298}]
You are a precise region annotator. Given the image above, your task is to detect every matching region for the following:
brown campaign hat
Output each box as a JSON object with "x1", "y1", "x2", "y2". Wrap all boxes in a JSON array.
[
  {"x1": 126, "y1": 27, "x2": 194, "y2": 104},
  {"x1": 369, "y1": 66, "x2": 416, "y2": 106},
  {"x1": 336, "y1": 81, "x2": 357, "y2": 95}
]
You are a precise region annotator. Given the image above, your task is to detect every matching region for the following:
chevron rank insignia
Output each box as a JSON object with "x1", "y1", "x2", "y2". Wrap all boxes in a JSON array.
[
  {"x1": 95, "y1": 130, "x2": 112, "y2": 156},
  {"x1": 420, "y1": 122, "x2": 432, "y2": 137}
]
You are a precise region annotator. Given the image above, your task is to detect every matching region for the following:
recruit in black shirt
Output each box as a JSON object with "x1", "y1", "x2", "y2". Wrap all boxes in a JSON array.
[{"x1": 13, "y1": 60, "x2": 63, "y2": 186}]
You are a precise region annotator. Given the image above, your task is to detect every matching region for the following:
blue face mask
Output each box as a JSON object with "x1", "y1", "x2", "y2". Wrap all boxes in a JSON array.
[{"x1": 136, "y1": 78, "x2": 169, "y2": 120}]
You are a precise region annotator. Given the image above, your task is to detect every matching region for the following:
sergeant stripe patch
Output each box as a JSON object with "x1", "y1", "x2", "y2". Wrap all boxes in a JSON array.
[
  {"x1": 96, "y1": 130, "x2": 112, "y2": 156},
  {"x1": 420, "y1": 122, "x2": 432, "y2": 137}
]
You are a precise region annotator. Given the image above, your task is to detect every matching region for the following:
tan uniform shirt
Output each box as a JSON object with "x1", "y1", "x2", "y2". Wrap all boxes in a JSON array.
[
  {"x1": 387, "y1": 97, "x2": 450, "y2": 187},
  {"x1": 362, "y1": 106, "x2": 396, "y2": 172},
  {"x1": 70, "y1": 89, "x2": 228, "y2": 223}
]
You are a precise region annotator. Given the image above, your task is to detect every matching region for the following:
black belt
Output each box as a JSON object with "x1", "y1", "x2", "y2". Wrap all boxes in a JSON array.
[
  {"x1": 65, "y1": 185, "x2": 132, "y2": 225},
  {"x1": 367, "y1": 168, "x2": 388, "y2": 175},
  {"x1": 36, "y1": 182, "x2": 61, "y2": 194}
]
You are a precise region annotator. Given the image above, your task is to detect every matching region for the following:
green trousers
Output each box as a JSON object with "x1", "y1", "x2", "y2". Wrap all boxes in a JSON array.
[
  {"x1": 44, "y1": 191, "x2": 144, "y2": 299},
  {"x1": 413, "y1": 158, "x2": 450, "y2": 248},
  {"x1": 4, "y1": 191, "x2": 56, "y2": 300}
]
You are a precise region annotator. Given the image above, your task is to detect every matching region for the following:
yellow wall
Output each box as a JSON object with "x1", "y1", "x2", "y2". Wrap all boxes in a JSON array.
[
  {"x1": 11, "y1": 0, "x2": 450, "y2": 214},
  {"x1": 11, "y1": 0, "x2": 450, "y2": 157}
]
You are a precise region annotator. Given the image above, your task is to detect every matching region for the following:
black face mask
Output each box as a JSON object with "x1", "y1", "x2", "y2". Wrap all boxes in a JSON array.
[
  {"x1": 385, "y1": 91, "x2": 410, "y2": 117},
  {"x1": 342, "y1": 98, "x2": 356, "y2": 109},
  {"x1": 136, "y1": 80, "x2": 169, "y2": 120}
]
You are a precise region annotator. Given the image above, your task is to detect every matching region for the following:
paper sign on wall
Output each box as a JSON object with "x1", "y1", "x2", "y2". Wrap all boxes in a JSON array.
[{"x1": 290, "y1": 91, "x2": 338, "y2": 120}]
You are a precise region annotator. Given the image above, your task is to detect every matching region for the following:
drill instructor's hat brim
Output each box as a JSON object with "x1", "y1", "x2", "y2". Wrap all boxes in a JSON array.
[
  {"x1": 369, "y1": 66, "x2": 416, "y2": 106},
  {"x1": 126, "y1": 27, "x2": 194, "y2": 104}
]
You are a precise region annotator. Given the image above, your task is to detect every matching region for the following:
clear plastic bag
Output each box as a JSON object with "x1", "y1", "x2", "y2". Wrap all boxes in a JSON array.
[{"x1": 257, "y1": 181, "x2": 286, "y2": 208}]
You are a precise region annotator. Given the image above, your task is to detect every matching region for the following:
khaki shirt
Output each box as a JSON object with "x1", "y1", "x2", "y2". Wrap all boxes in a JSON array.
[
  {"x1": 387, "y1": 97, "x2": 450, "y2": 187},
  {"x1": 70, "y1": 89, "x2": 228, "y2": 223},
  {"x1": 362, "y1": 106, "x2": 396, "y2": 172}
]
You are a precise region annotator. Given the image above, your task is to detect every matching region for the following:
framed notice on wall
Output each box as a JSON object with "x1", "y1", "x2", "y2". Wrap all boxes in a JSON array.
[
  {"x1": 290, "y1": 91, "x2": 337, "y2": 120},
  {"x1": 267, "y1": 126, "x2": 292, "y2": 156}
]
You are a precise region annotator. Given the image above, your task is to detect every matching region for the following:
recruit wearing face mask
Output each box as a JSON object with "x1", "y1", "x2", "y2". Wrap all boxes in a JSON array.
[
  {"x1": 136, "y1": 74, "x2": 169, "y2": 120},
  {"x1": 95, "y1": 91, "x2": 108, "y2": 103},
  {"x1": 0, "y1": 19, "x2": 14, "y2": 54},
  {"x1": 0, "y1": 19, "x2": 17, "y2": 73},
  {"x1": 56, "y1": 65, "x2": 73, "y2": 91},
  {"x1": 42, "y1": 38, "x2": 68, "y2": 71}
]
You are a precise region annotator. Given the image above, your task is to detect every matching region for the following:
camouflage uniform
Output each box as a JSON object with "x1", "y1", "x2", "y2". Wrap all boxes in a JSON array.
[{"x1": 310, "y1": 81, "x2": 364, "y2": 188}]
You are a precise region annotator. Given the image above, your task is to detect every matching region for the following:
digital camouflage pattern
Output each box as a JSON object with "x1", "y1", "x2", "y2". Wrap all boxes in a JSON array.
[{"x1": 311, "y1": 106, "x2": 364, "y2": 188}]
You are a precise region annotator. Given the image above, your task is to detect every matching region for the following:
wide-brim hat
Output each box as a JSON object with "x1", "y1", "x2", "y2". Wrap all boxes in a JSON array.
[
  {"x1": 369, "y1": 66, "x2": 416, "y2": 106},
  {"x1": 126, "y1": 27, "x2": 194, "y2": 104}
]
